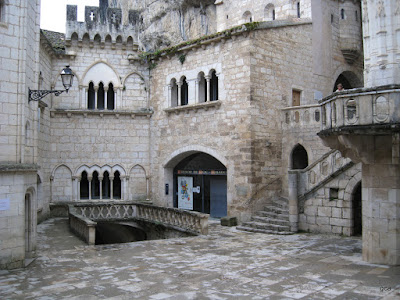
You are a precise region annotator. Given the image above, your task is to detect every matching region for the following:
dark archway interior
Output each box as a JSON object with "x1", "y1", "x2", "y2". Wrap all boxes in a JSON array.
[
  {"x1": 333, "y1": 71, "x2": 363, "y2": 92},
  {"x1": 291, "y1": 145, "x2": 308, "y2": 169},
  {"x1": 352, "y1": 182, "x2": 362, "y2": 236},
  {"x1": 95, "y1": 222, "x2": 147, "y2": 245},
  {"x1": 173, "y1": 153, "x2": 227, "y2": 217}
]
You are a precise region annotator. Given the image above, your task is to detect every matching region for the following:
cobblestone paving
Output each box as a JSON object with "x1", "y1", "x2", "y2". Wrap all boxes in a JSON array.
[{"x1": 0, "y1": 218, "x2": 399, "y2": 299}]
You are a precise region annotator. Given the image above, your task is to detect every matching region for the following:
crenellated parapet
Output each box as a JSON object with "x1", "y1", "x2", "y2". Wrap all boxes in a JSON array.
[{"x1": 65, "y1": 4, "x2": 140, "y2": 50}]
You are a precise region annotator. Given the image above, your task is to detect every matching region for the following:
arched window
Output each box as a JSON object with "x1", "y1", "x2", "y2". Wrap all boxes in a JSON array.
[
  {"x1": 181, "y1": 77, "x2": 188, "y2": 106},
  {"x1": 291, "y1": 144, "x2": 308, "y2": 169},
  {"x1": 113, "y1": 171, "x2": 121, "y2": 199},
  {"x1": 243, "y1": 11, "x2": 252, "y2": 23},
  {"x1": 107, "y1": 82, "x2": 115, "y2": 110},
  {"x1": 80, "y1": 171, "x2": 89, "y2": 199},
  {"x1": 297, "y1": 2, "x2": 301, "y2": 18},
  {"x1": 92, "y1": 171, "x2": 100, "y2": 199},
  {"x1": 97, "y1": 82, "x2": 105, "y2": 110},
  {"x1": 170, "y1": 78, "x2": 178, "y2": 107},
  {"x1": 341, "y1": 9, "x2": 345, "y2": 20},
  {"x1": 272, "y1": 9, "x2": 275, "y2": 20},
  {"x1": 198, "y1": 72, "x2": 207, "y2": 103},
  {"x1": 265, "y1": 4, "x2": 275, "y2": 21},
  {"x1": 102, "y1": 171, "x2": 110, "y2": 199},
  {"x1": 210, "y1": 70, "x2": 218, "y2": 101},
  {"x1": 88, "y1": 82, "x2": 95, "y2": 109}
]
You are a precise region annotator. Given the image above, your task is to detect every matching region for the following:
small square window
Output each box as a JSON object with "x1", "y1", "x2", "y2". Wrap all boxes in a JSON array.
[{"x1": 329, "y1": 188, "x2": 339, "y2": 201}]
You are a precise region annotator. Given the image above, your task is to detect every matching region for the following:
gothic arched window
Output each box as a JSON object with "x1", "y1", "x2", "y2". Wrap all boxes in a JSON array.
[{"x1": 107, "y1": 82, "x2": 115, "y2": 110}]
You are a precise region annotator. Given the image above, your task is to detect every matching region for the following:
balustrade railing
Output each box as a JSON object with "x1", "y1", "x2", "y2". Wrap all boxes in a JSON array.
[
  {"x1": 71, "y1": 202, "x2": 209, "y2": 235},
  {"x1": 282, "y1": 104, "x2": 321, "y2": 128},
  {"x1": 293, "y1": 150, "x2": 353, "y2": 196},
  {"x1": 319, "y1": 85, "x2": 400, "y2": 131}
]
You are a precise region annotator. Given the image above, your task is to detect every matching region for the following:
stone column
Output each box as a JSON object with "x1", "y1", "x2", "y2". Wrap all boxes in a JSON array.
[
  {"x1": 288, "y1": 170, "x2": 299, "y2": 232},
  {"x1": 177, "y1": 82, "x2": 182, "y2": 106},
  {"x1": 110, "y1": 176, "x2": 114, "y2": 200},
  {"x1": 205, "y1": 75, "x2": 211, "y2": 102},
  {"x1": 99, "y1": 176, "x2": 103, "y2": 200},
  {"x1": 94, "y1": 87, "x2": 98, "y2": 109},
  {"x1": 72, "y1": 176, "x2": 78, "y2": 201},
  {"x1": 88, "y1": 176, "x2": 92, "y2": 201},
  {"x1": 103, "y1": 87, "x2": 109, "y2": 110},
  {"x1": 167, "y1": 84, "x2": 172, "y2": 107},
  {"x1": 77, "y1": 176, "x2": 81, "y2": 201},
  {"x1": 83, "y1": 86, "x2": 88, "y2": 109}
]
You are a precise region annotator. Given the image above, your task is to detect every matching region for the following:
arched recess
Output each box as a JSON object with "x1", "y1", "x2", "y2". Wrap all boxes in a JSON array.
[
  {"x1": 264, "y1": 4, "x2": 275, "y2": 21},
  {"x1": 332, "y1": 70, "x2": 362, "y2": 92},
  {"x1": 343, "y1": 171, "x2": 362, "y2": 236},
  {"x1": 122, "y1": 72, "x2": 147, "y2": 109},
  {"x1": 291, "y1": 144, "x2": 309, "y2": 169},
  {"x1": 163, "y1": 146, "x2": 229, "y2": 218},
  {"x1": 129, "y1": 165, "x2": 147, "y2": 201},
  {"x1": 25, "y1": 187, "x2": 37, "y2": 258},
  {"x1": 243, "y1": 11, "x2": 252, "y2": 23},
  {"x1": 52, "y1": 165, "x2": 73, "y2": 202},
  {"x1": 82, "y1": 61, "x2": 120, "y2": 88}
]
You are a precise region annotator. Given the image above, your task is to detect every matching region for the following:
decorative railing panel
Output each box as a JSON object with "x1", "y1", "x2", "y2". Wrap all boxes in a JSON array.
[
  {"x1": 319, "y1": 86, "x2": 400, "y2": 131},
  {"x1": 282, "y1": 104, "x2": 321, "y2": 129},
  {"x1": 71, "y1": 202, "x2": 208, "y2": 235}
]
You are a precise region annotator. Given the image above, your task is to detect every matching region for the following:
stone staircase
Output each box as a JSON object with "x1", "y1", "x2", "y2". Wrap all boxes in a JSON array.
[{"x1": 237, "y1": 197, "x2": 295, "y2": 235}]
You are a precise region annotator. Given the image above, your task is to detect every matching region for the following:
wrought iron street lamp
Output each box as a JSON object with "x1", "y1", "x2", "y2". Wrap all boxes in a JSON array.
[{"x1": 28, "y1": 66, "x2": 74, "y2": 102}]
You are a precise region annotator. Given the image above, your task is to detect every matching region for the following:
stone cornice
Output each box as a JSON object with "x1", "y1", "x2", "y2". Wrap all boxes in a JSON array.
[
  {"x1": 0, "y1": 163, "x2": 40, "y2": 172},
  {"x1": 164, "y1": 100, "x2": 222, "y2": 115},
  {"x1": 50, "y1": 109, "x2": 153, "y2": 119}
]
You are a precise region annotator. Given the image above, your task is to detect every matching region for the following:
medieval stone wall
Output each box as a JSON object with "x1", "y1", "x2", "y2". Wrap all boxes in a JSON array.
[{"x1": 0, "y1": 0, "x2": 41, "y2": 269}]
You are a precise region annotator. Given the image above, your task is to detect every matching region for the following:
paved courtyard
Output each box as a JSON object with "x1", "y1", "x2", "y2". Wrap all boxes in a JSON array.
[{"x1": 0, "y1": 218, "x2": 399, "y2": 299}]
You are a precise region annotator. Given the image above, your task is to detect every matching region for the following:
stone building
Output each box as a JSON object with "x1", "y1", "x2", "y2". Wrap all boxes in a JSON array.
[{"x1": 0, "y1": 0, "x2": 398, "y2": 269}]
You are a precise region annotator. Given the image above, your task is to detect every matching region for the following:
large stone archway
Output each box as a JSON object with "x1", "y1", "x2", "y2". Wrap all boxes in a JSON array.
[{"x1": 161, "y1": 146, "x2": 231, "y2": 218}]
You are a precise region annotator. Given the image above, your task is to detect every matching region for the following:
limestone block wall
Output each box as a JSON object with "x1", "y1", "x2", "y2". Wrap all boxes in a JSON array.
[
  {"x1": 149, "y1": 22, "x2": 319, "y2": 221},
  {"x1": 46, "y1": 112, "x2": 151, "y2": 202},
  {"x1": 216, "y1": 0, "x2": 312, "y2": 32},
  {"x1": 299, "y1": 163, "x2": 362, "y2": 235},
  {"x1": 249, "y1": 23, "x2": 315, "y2": 211},
  {"x1": 0, "y1": 171, "x2": 38, "y2": 269}
]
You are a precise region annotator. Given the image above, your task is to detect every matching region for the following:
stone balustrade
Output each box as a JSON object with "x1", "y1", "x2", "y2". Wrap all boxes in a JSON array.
[
  {"x1": 282, "y1": 104, "x2": 321, "y2": 128},
  {"x1": 68, "y1": 205, "x2": 96, "y2": 245},
  {"x1": 319, "y1": 85, "x2": 400, "y2": 132},
  {"x1": 71, "y1": 202, "x2": 209, "y2": 236},
  {"x1": 295, "y1": 150, "x2": 353, "y2": 197}
]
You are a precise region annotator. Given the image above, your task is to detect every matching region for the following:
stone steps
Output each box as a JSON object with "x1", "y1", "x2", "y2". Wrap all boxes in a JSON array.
[{"x1": 236, "y1": 197, "x2": 295, "y2": 235}]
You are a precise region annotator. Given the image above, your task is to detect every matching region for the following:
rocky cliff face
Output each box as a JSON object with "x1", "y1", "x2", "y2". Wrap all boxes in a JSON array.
[{"x1": 109, "y1": 0, "x2": 216, "y2": 51}]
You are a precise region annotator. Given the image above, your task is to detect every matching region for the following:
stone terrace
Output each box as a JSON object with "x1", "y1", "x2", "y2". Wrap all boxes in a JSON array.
[{"x1": 0, "y1": 218, "x2": 399, "y2": 299}]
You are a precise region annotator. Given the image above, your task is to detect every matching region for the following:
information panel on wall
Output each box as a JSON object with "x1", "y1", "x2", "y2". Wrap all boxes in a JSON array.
[{"x1": 178, "y1": 176, "x2": 193, "y2": 210}]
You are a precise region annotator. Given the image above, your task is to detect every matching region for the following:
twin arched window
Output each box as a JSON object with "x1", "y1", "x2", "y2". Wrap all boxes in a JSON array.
[
  {"x1": 80, "y1": 170, "x2": 121, "y2": 200},
  {"x1": 88, "y1": 82, "x2": 115, "y2": 110}
]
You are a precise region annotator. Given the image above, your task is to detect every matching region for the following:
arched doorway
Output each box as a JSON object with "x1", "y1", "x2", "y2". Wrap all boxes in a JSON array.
[
  {"x1": 291, "y1": 144, "x2": 308, "y2": 169},
  {"x1": 333, "y1": 71, "x2": 362, "y2": 92},
  {"x1": 352, "y1": 182, "x2": 362, "y2": 236},
  {"x1": 173, "y1": 153, "x2": 227, "y2": 218},
  {"x1": 25, "y1": 193, "x2": 33, "y2": 258}
]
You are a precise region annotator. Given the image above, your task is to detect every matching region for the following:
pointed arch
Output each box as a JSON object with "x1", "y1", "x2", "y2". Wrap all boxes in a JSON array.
[
  {"x1": 122, "y1": 72, "x2": 148, "y2": 109},
  {"x1": 82, "y1": 61, "x2": 121, "y2": 88}
]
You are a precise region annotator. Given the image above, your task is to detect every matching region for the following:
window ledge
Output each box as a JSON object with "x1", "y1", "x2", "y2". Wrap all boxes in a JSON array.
[
  {"x1": 0, "y1": 22, "x2": 8, "y2": 29},
  {"x1": 164, "y1": 100, "x2": 221, "y2": 115},
  {"x1": 50, "y1": 108, "x2": 153, "y2": 119}
]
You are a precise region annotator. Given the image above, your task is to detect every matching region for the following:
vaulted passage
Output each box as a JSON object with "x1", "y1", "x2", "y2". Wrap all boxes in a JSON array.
[
  {"x1": 173, "y1": 153, "x2": 227, "y2": 218},
  {"x1": 95, "y1": 222, "x2": 147, "y2": 245}
]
